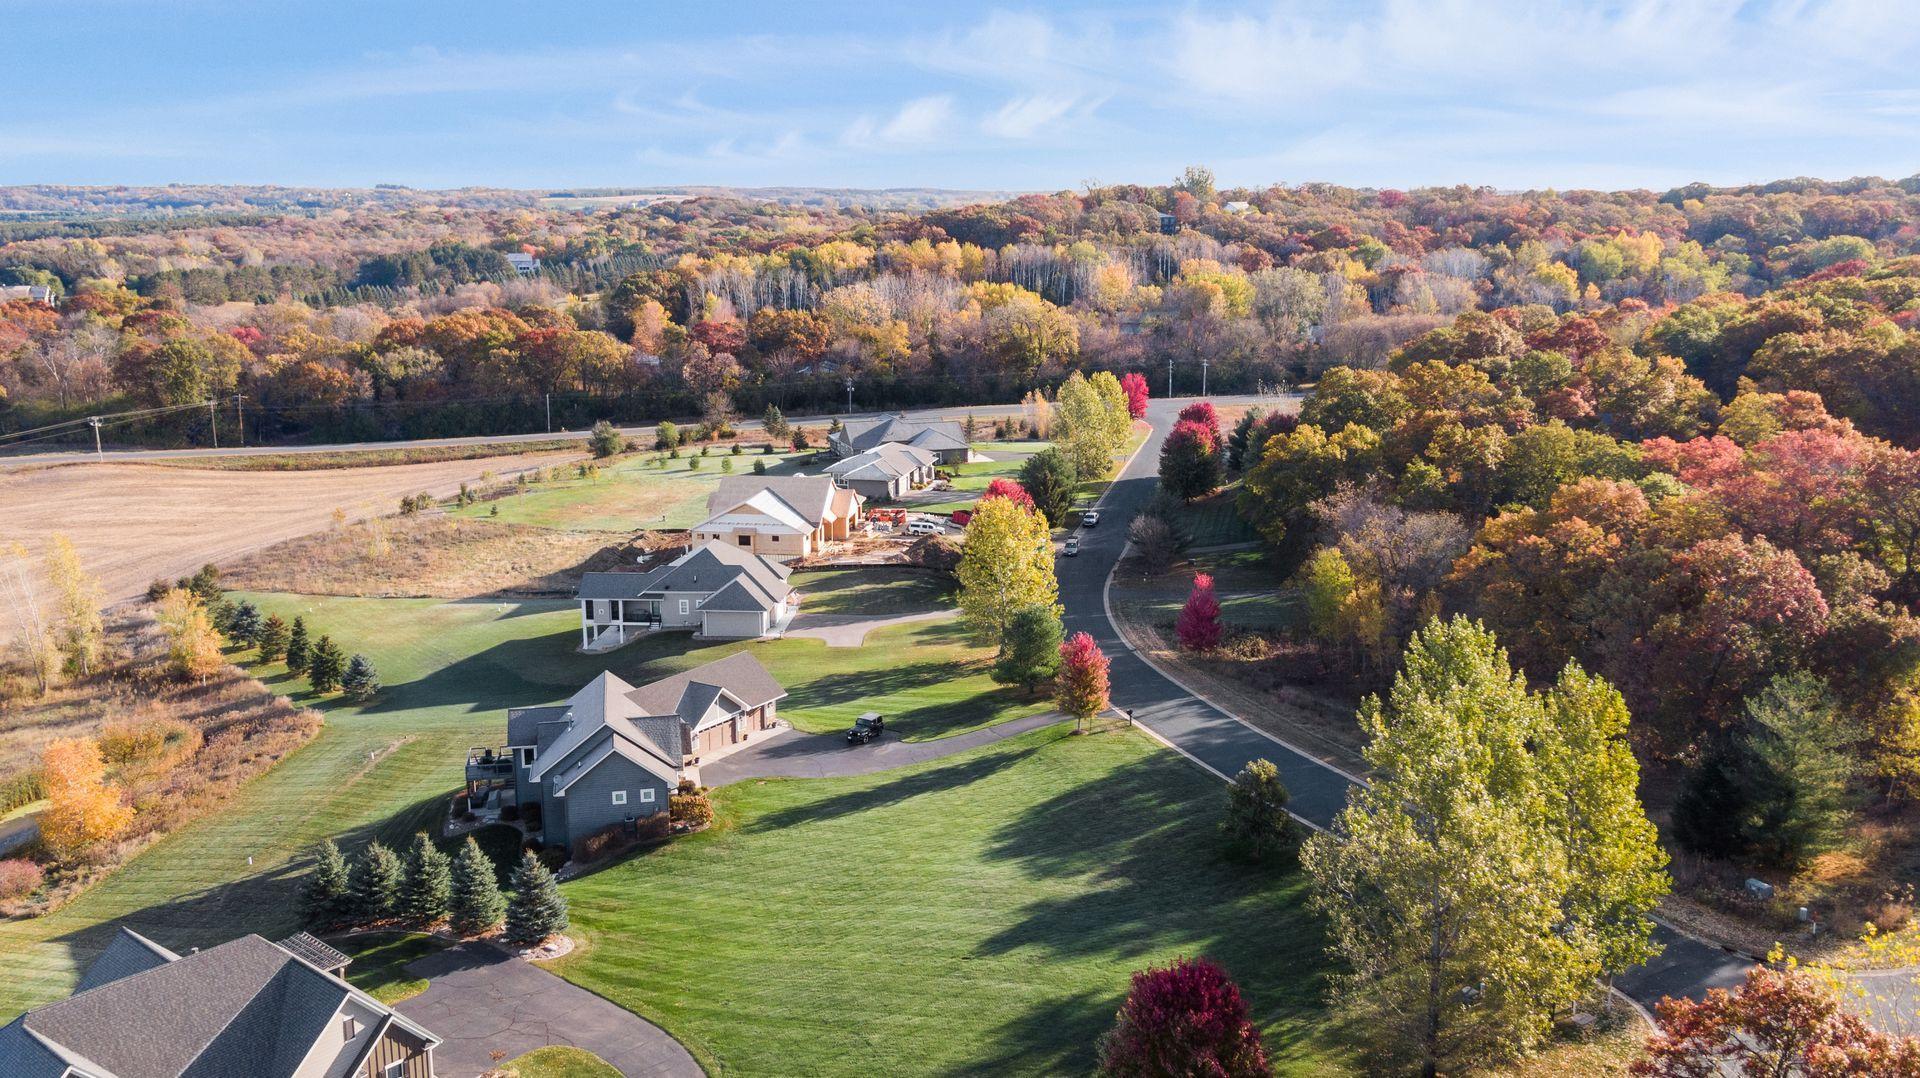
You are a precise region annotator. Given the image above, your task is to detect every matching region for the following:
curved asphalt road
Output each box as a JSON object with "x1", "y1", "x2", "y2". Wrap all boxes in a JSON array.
[{"x1": 1064, "y1": 398, "x2": 1756, "y2": 1012}]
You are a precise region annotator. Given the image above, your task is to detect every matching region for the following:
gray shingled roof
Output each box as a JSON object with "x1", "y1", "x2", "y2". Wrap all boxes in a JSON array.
[
  {"x1": 74, "y1": 926, "x2": 179, "y2": 994},
  {"x1": 840, "y1": 414, "x2": 968, "y2": 455},
  {"x1": 624, "y1": 651, "x2": 786, "y2": 720},
  {"x1": 578, "y1": 541, "x2": 794, "y2": 605},
  {"x1": 508, "y1": 704, "x2": 569, "y2": 747},
  {"x1": 705, "y1": 475, "x2": 842, "y2": 527},
  {"x1": 700, "y1": 578, "x2": 776, "y2": 613}
]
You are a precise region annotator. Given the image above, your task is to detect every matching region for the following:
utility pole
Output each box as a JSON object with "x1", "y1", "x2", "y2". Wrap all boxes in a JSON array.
[
  {"x1": 844, "y1": 377, "x2": 854, "y2": 415},
  {"x1": 90, "y1": 417, "x2": 102, "y2": 459},
  {"x1": 234, "y1": 394, "x2": 244, "y2": 447},
  {"x1": 209, "y1": 399, "x2": 218, "y2": 449},
  {"x1": 1201, "y1": 358, "x2": 1209, "y2": 397},
  {"x1": 1167, "y1": 355, "x2": 1174, "y2": 399},
  {"x1": 545, "y1": 393, "x2": 552, "y2": 434}
]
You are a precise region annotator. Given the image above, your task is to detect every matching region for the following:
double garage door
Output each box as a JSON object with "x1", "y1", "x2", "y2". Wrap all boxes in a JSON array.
[{"x1": 702, "y1": 610, "x2": 769, "y2": 639}]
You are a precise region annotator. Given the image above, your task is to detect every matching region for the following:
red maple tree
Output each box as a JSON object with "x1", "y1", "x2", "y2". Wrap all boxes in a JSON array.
[
  {"x1": 1120, "y1": 371, "x2": 1150, "y2": 419},
  {"x1": 1634, "y1": 965, "x2": 1920, "y2": 1077},
  {"x1": 980, "y1": 477, "x2": 1035, "y2": 511},
  {"x1": 1096, "y1": 957, "x2": 1270, "y2": 1078},
  {"x1": 1176, "y1": 573, "x2": 1224, "y2": 651},
  {"x1": 1055, "y1": 631, "x2": 1111, "y2": 728}
]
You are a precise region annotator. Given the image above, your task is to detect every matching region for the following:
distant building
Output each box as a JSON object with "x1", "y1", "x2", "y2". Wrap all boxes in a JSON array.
[
  {"x1": 0, "y1": 927, "x2": 442, "y2": 1077},
  {"x1": 0, "y1": 285, "x2": 55, "y2": 304},
  {"x1": 1223, "y1": 200, "x2": 1252, "y2": 214},
  {"x1": 576, "y1": 539, "x2": 796, "y2": 649},
  {"x1": 824, "y1": 442, "x2": 938, "y2": 502},
  {"x1": 829, "y1": 413, "x2": 972, "y2": 466},
  {"x1": 505, "y1": 252, "x2": 541, "y2": 276},
  {"x1": 692, "y1": 475, "x2": 864, "y2": 562},
  {"x1": 1157, "y1": 212, "x2": 1179, "y2": 235}
]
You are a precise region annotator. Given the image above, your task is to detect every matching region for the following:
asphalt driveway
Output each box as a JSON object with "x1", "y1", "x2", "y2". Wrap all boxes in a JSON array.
[{"x1": 396, "y1": 941, "x2": 700, "y2": 1078}]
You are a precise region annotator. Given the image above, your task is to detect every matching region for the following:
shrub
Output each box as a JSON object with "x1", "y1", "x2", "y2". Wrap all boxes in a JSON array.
[
  {"x1": 753, "y1": 458, "x2": 767, "y2": 475},
  {"x1": 146, "y1": 578, "x2": 171, "y2": 602},
  {"x1": 654, "y1": 420, "x2": 681, "y2": 450},
  {"x1": 341, "y1": 654, "x2": 379, "y2": 700},
  {"x1": 0, "y1": 859, "x2": 45, "y2": 901},
  {"x1": 1222, "y1": 759, "x2": 1296, "y2": 860},
  {"x1": 731, "y1": 442, "x2": 743, "y2": 455},
  {"x1": 670, "y1": 790, "x2": 714, "y2": 828},
  {"x1": 721, "y1": 458, "x2": 733, "y2": 473},
  {"x1": 520, "y1": 801, "x2": 542, "y2": 832},
  {"x1": 1097, "y1": 957, "x2": 1270, "y2": 1077},
  {"x1": 588, "y1": 419, "x2": 622, "y2": 458},
  {"x1": 1176, "y1": 574, "x2": 1225, "y2": 652},
  {"x1": 791, "y1": 428, "x2": 810, "y2": 450}
]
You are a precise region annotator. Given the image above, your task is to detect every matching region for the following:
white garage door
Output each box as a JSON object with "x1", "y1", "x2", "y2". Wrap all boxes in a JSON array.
[{"x1": 702, "y1": 610, "x2": 768, "y2": 639}]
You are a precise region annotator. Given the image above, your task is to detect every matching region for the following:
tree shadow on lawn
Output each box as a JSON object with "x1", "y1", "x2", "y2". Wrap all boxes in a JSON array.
[
  {"x1": 779, "y1": 659, "x2": 1030, "y2": 741},
  {"x1": 931, "y1": 988, "x2": 1112, "y2": 1078},
  {"x1": 739, "y1": 744, "x2": 1043, "y2": 835}
]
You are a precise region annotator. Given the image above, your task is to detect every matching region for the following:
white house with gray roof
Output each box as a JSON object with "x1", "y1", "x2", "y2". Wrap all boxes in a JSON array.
[
  {"x1": 0, "y1": 927, "x2": 441, "y2": 1077},
  {"x1": 576, "y1": 540, "x2": 794, "y2": 650},
  {"x1": 823, "y1": 441, "x2": 937, "y2": 502},
  {"x1": 466, "y1": 653, "x2": 786, "y2": 852},
  {"x1": 690, "y1": 475, "x2": 862, "y2": 561}
]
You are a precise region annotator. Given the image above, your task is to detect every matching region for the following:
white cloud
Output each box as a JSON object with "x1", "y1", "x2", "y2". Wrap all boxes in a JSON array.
[
  {"x1": 845, "y1": 95, "x2": 956, "y2": 149},
  {"x1": 980, "y1": 94, "x2": 1080, "y2": 139}
]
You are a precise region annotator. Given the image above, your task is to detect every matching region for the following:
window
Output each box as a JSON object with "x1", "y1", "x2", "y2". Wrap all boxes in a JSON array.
[
  {"x1": 739, "y1": 534, "x2": 751, "y2": 546},
  {"x1": 611, "y1": 790, "x2": 627, "y2": 805},
  {"x1": 639, "y1": 788, "x2": 656, "y2": 803},
  {"x1": 341, "y1": 1016, "x2": 358, "y2": 1040},
  {"x1": 679, "y1": 599, "x2": 690, "y2": 615},
  {"x1": 383, "y1": 1062, "x2": 406, "y2": 1078},
  {"x1": 520, "y1": 747, "x2": 534, "y2": 766}
]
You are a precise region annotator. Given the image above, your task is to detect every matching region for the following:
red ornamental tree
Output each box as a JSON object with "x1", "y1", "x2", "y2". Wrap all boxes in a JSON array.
[
  {"x1": 1159, "y1": 420, "x2": 1222, "y2": 502},
  {"x1": 1176, "y1": 401, "x2": 1222, "y2": 448},
  {"x1": 1633, "y1": 966, "x2": 1920, "y2": 1077},
  {"x1": 1176, "y1": 573, "x2": 1224, "y2": 651},
  {"x1": 981, "y1": 477, "x2": 1036, "y2": 511},
  {"x1": 1055, "y1": 631, "x2": 1111, "y2": 729},
  {"x1": 1120, "y1": 372, "x2": 1150, "y2": 419},
  {"x1": 1096, "y1": 957, "x2": 1271, "y2": 1078}
]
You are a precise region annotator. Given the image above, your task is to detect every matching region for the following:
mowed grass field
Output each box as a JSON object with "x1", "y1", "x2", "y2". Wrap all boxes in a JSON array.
[
  {"x1": 0, "y1": 571, "x2": 1041, "y2": 1015},
  {"x1": 554, "y1": 723, "x2": 1349, "y2": 1077},
  {"x1": 450, "y1": 448, "x2": 809, "y2": 532}
]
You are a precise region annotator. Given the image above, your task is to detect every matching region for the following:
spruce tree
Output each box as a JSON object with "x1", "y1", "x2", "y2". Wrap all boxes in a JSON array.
[
  {"x1": 341, "y1": 654, "x2": 379, "y2": 700},
  {"x1": 1222, "y1": 758, "x2": 1295, "y2": 860},
  {"x1": 284, "y1": 616, "x2": 311, "y2": 673},
  {"x1": 503, "y1": 850, "x2": 569, "y2": 945},
  {"x1": 761, "y1": 404, "x2": 789, "y2": 441},
  {"x1": 348, "y1": 840, "x2": 403, "y2": 923},
  {"x1": 991, "y1": 604, "x2": 1063, "y2": 695},
  {"x1": 300, "y1": 838, "x2": 352, "y2": 926},
  {"x1": 226, "y1": 601, "x2": 263, "y2": 645},
  {"x1": 308, "y1": 635, "x2": 345, "y2": 692},
  {"x1": 399, "y1": 832, "x2": 452, "y2": 925},
  {"x1": 448, "y1": 837, "x2": 507, "y2": 936},
  {"x1": 256, "y1": 614, "x2": 290, "y2": 662}
]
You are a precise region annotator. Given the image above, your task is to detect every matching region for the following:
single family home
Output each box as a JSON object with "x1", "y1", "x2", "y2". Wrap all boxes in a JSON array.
[
  {"x1": 575, "y1": 540, "x2": 795, "y2": 650},
  {"x1": 829, "y1": 413, "x2": 973, "y2": 465},
  {"x1": 0, "y1": 927, "x2": 442, "y2": 1078},
  {"x1": 823, "y1": 441, "x2": 937, "y2": 502},
  {"x1": 470, "y1": 653, "x2": 786, "y2": 852},
  {"x1": 691, "y1": 475, "x2": 862, "y2": 561}
]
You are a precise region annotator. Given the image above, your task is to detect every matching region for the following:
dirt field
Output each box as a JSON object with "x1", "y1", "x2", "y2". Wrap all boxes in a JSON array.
[{"x1": 0, "y1": 451, "x2": 580, "y2": 603}]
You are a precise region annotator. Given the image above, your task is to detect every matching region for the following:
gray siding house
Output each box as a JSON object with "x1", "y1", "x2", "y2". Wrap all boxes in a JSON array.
[
  {"x1": 829, "y1": 413, "x2": 972, "y2": 465},
  {"x1": 0, "y1": 928, "x2": 441, "y2": 1078},
  {"x1": 823, "y1": 442, "x2": 938, "y2": 502},
  {"x1": 577, "y1": 540, "x2": 794, "y2": 650},
  {"x1": 470, "y1": 653, "x2": 787, "y2": 853}
]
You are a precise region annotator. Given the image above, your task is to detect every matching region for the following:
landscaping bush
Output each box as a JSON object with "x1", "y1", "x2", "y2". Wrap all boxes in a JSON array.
[
  {"x1": 0, "y1": 771, "x2": 45, "y2": 816},
  {"x1": 588, "y1": 419, "x2": 622, "y2": 458},
  {"x1": 670, "y1": 791, "x2": 714, "y2": 829},
  {"x1": 576, "y1": 814, "x2": 672, "y2": 864},
  {"x1": 535, "y1": 846, "x2": 568, "y2": 873},
  {"x1": 499, "y1": 803, "x2": 520, "y2": 822},
  {"x1": 0, "y1": 858, "x2": 45, "y2": 901},
  {"x1": 753, "y1": 458, "x2": 767, "y2": 475},
  {"x1": 520, "y1": 802, "x2": 541, "y2": 831}
]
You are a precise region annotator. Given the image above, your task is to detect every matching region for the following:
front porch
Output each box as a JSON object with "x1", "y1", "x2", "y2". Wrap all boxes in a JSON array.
[{"x1": 581, "y1": 595, "x2": 663, "y2": 653}]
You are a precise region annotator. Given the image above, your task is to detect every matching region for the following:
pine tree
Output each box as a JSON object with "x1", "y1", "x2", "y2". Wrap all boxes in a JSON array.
[
  {"x1": 1018, "y1": 447, "x2": 1079, "y2": 527},
  {"x1": 300, "y1": 838, "x2": 352, "y2": 925},
  {"x1": 308, "y1": 635, "x2": 346, "y2": 693},
  {"x1": 503, "y1": 850, "x2": 569, "y2": 945},
  {"x1": 992, "y1": 604, "x2": 1063, "y2": 695},
  {"x1": 761, "y1": 404, "x2": 789, "y2": 441},
  {"x1": 1223, "y1": 759, "x2": 1295, "y2": 860},
  {"x1": 341, "y1": 654, "x2": 379, "y2": 700},
  {"x1": 348, "y1": 840, "x2": 402, "y2": 923},
  {"x1": 399, "y1": 832, "x2": 452, "y2": 925},
  {"x1": 256, "y1": 614, "x2": 290, "y2": 662},
  {"x1": 226, "y1": 600, "x2": 263, "y2": 645},
  {"x1": 448, "y1": 837, "x2": 507, "y2": 937},
  {"x1": 284, "y1": 616, "x2": 311, "y2": 673}
]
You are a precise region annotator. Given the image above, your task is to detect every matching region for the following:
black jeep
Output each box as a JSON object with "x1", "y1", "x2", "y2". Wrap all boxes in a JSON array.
[{"x1": 845, "y1": 712, "x2": 885, "y2": 744}]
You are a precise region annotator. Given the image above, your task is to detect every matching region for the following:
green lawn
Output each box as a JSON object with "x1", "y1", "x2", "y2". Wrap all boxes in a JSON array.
[
  {"x1": 789, "y1": 567, "x2": 954, "y2": 615},
  {"x1": 506, "y1": 1046, "x2": 622, "y2": 1077},
  {"x1": 554, "y1": 724, "x2": 1346, "y2": 1077},
  {"x1": 1183, "y1": 484, "x2": 1263, "y2": 547},
  {"x1": 915, "y1": 433, "x2": 1145, "y2": 520},
  {"x1": 451, "y1": 449, "x2": 809, "y2": 532},
  {"x1": 340, "y1": 931, "x2": 447, "y2": 1004},
  {"x1": 1114, "y1": 549, "x2": 1302, "y2": 631},
  {"x1": 0, "y1": 588, "x2": 1043, "y2": 1016}
]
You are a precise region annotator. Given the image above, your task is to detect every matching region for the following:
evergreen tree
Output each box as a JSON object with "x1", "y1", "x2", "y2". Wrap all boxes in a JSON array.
[
  {"x1": 284, "y1": 616, "x2": 311, "y2": 673},
  {"x1": 1672, "y1": 734, "x2": 1759, "y2": 860},
  {"x1": 587, "y1": 419, "x2": 623, "y2": 458},
  {"x1": 348, "y1": 840, "x2": 403, "y2": 923},
  {"x1": 308, "y1": 635, "x2": 346, "y2": 693},
  {"x1": 503, "y1": 850, "x2": 569, "y2": 945},
  {"x1": 399, "y1": 832, "x2": 452, "y2": 925},
  {"x1": 1744, "y1": 672, "x2": 1855, "y2": 868},
  {"x1": 448, "y1": 837, "x2": 507, "y2": 936},
  {"x1": 1018, "y1": 446, "x2": 1079, "y2": 527},
  {"x1": 1222, "y1": 759, "x2": 1295, "y2": 860},
  {"x1": 992, "y1": 604, "x2": 1063, "y2": 695},
  {"x1": 761, "y1": 404, "x2": 790, "y2": 441},
  {"x1": 256, "y1": 613, "x2": 290, "y2": 662},
  {"x1": 226, "y1": 600, "x2": 263, "y2": 645},
  {"x1": 341, "y1": 654, "x2": 379, "y2": 700},
  {"x1": 1227, "y1": 407, "x2": 1263, "y2": 471},
  {"x1": 299, "y1": 837, "x2": 351, "y2": 926}
]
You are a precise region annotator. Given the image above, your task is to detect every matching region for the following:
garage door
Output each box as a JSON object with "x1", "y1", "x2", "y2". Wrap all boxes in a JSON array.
[{"x1": 703, "y1": 610, "x2": 767, "y2": 639}]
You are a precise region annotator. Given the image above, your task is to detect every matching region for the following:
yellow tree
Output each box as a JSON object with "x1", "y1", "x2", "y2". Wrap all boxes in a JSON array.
[
  {"x1": 957, "y1": 497, "x2": 1059, "y2": 647},
  {"x1": 1, "y1": 543, "x2": 60, "y2": 694},
  {"x1": 1054, "y1": 371, "x2": 1114, "y2": 481},
  {"x1": 45, "y1": 534, "x2": 104, "y2": 677},
  {"x1": 156, "y1": 588, "x2": 223, "y2": 682},
  {"x1": 40, "y1": 736, "x2": 132, "y2": 859},
  {"x1": 1089, "y1": 370, "x2": 1134, "y2": 456}
]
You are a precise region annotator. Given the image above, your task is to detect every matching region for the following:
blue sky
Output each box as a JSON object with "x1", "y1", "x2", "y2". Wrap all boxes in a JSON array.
[{"x1": 7, "y1": 0, "x2": 1920, "y2": 192}]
